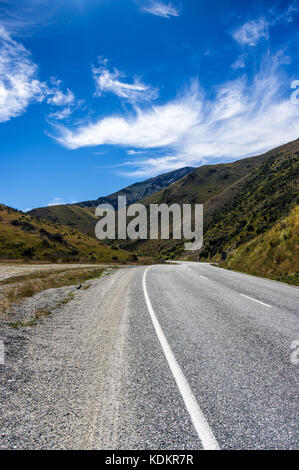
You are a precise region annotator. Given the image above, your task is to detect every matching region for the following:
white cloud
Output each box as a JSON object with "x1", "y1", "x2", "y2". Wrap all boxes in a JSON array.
[
  {"x1": 55, "y1": 86, "x2": 201, "y2": 150},
  {"x1": 142, "y1": 1, "x2": 181, "y2": 18},
  {"x1": 47, "y1": 196, "x2": 77, "y2": 206},
  {"x1": 276, "y1": 1, "x2": 299, "y2": 23},
  {"x1": 0, "y1": 0, "x2": 60, "y2": 37},
  {"x1": 127, "y1": 149, "x2": 145, "y2": 155},
  {"x1": 45, "y1": 78, "x2": 77, "y2": 120},
  {"x1": 0, "y1": 26, "x2": 76, "y2": 122},
  {"x1": 232, "y1": 19, "x2": 269, "y2": 46},
  {"x1": 231, "y1": 55, "x2": 246, "y2": 70},
  {"x1": 92, "y1": 58, "x2": 158, "y2": 103},
  {"x1": 54, "y1": 53, "x2": 299, "y2": 177},
  {"x1": 47, "y1": 88, "x2": 75, "y2": 107},
  {"x1": 0, "y1": 26, "x2": 46, "y2": 122},
  {"x1": 47, "y1": 107, "x2": 73, "y2": 120},
  {"x1": 47, "y1": 197, "x2": 65, "y2": 206},
  {"x1": 232, "y1": 4, "x2": 299, "y2": 47}
]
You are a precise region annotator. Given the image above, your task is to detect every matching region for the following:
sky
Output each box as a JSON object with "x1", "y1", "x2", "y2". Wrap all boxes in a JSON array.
[{"x1": 0, "y1": 0, "x2": 299, "y2": 211}]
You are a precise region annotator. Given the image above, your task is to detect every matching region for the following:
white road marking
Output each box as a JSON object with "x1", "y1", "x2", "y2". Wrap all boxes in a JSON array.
[
  {"x1": 143, "y1": 266, "x2": 220, "y2": 450},
  {"x1": 240, "y1": 293, "x2": 272, "y2": 308},
  {"x1": 200, "y1": 275, "x2": 208, "y2": 280}
]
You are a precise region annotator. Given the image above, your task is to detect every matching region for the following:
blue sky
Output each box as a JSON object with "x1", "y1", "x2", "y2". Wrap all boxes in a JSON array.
[{"x1": 0, "y1": 0, "x2": 299, "y2": 211}]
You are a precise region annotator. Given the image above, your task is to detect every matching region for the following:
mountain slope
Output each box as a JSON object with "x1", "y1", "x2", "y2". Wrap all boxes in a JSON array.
[
  {"x1": 78, "y1": 166, "x2": 195, "y2": 210},
  {"x1": 195, "y1": 141, "x2": 299, "y2": 262},
  {"x1": 222, "y1": 204, "x2": 299, "y2": 285},
  {"x1": 140, "y1": 139, "x2": 299, "y2": 208},
  {"x1": 29, "y1": 167, "x2": 194, "y2": 236},
  {"x1": 0, "y1": 204, "x2": 132, "y2": 263},
  {"x1": 121, "y1": 140, "x2": 299, "y2": 257},
  {"x1": 120, "y1": 140, "x2": 299, "y2": 274},
  {"x1": 28, "y1": 204, "x2": 98, "y2": 239}
]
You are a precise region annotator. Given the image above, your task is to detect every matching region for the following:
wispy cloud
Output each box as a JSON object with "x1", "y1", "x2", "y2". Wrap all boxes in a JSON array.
[
  {"x1": 0, "y1": 0, "x2": 59, "y2": 37},
  {"x1": 47, "y1": 87, "x2": 75, "y2": 107},
  {"x1": 232, "y1": 19, "x2": 269, "y2": 46},
  {"x1": 47, "y1": 196, "x2": 77, "y2": 206},
  {"x1": 231, "y1": 54, "x2": 246, "y2": 70},
  {"x1": 0, "y1": 26, "x2": 77, "y2": 122},
  {"x1": 54, "y1": 52, "x2": 299, "y2": 178},
  {"x1": 232, "y1": 2, "x2": 299, "y2": 47},
  {"x1": 47, "y1": 197, "x2": 65, "y2": 206},
  {"x1": 127, "y1": 149, "x2": 145, "y2": 155},
  {"x1": 46, "y1": 84, "x2": 76, "y2": 120},
  {"x1": 47, "y1": 107, "x2": 73, "y2": 121},
  {"x1": 274, "y1": 1, "x2": 299, "y2": 23},
  {"x1": 142, "y1": 1, "x2": 181, "y2": 18},
  {"x1": 54, "y1": 82, "x2": 200, "y2": 150},
  {"x1": 0, "y1": 25, "x2": 45, "y2": 122},
  {"x1": 92, "y1": 58, "x2": 158, "y2": 103}
]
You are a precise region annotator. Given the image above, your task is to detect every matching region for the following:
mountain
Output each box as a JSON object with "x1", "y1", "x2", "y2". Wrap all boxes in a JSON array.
[
  {"x1": 192, "y1": 140, "x2": 299, "y2": 284},
  {"x1": 222, "y1": 204, "x2": 299, "y2": 285},
  {"x1": 29, "y1": 167, "x2": 194, "y2": 237},
  {"x1": 24, "y1": 138, "x2": 299, "y2": 283},
  {"x1": 120, "y1": 139, "x2": 299, "y2": 285},
  {"x1": 28, "y1": 204, "x2": 99, "y2": 239},
  {"x1": 77, "y1": 166, "x2": 195, "y2": 210},
  {"x1": 0, "y1": 204, "x2": 132, "y2": 263},
  {"x1": 122, "y1": 140, "x2": 298, "y2": 255}
]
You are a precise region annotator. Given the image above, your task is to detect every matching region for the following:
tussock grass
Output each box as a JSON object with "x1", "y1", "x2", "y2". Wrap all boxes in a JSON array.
[
  {"x1": 0, "y1": 268, "x2": 79, "y2": 286},
  {"x1": 222, "y1": 205, "x2": 299, "y2": 285},
  {"x1": 0, "y1": 267, "x2": 105, "y2": 315}
]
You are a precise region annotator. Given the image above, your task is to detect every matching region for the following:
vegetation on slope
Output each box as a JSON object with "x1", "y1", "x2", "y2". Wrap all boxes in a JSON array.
[
  {"x1": 196, "y1": 144, "x2": 299, "y2": 261},
  {"x1": 28, "y1": 204, "x2": 98, "y2": 238},
  {"x1": 118, "y1": 139, "x2": 299, "y2": 286},
  {"x1": 17, "y1": 139, "x2": 299, "y2": 284},
  {"x1": 29, "y1": 167, "x2": 194, "y2": 236},
  {"x1": 221, "y1": 205, "x2": 299, "y2": 285},
  {"x1": 119, "y1": 140, "x2": 298, "y2": 258},
  {"x1": 0, "y1": 204, "x2": 132, "y2": 263}
]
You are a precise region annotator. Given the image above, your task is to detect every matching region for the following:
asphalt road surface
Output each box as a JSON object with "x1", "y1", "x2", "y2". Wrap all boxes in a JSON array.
[{"x1": 1, "y1": 262, "x2": 298, "y2": 449}]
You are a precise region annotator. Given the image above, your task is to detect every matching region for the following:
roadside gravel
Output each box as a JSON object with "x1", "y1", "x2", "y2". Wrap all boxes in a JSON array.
[{"x1": 0, "y1": 266, "x2": 132, "y2": 449}]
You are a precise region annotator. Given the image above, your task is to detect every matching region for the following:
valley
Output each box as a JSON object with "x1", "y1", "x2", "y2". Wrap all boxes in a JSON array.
[{"x1": 1, "y1": 139, "x2": 298, "y2": 285}]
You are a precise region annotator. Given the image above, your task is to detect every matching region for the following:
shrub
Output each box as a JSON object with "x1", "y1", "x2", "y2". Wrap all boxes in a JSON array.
[{"x1": 22, "y1": 247, "x2": 35, "y2": 259}]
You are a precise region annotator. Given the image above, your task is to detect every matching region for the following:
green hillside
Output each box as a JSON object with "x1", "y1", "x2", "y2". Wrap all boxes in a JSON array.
[
  {"x1": 222, "y1": 205, "x2": 299, "y2": 285},
  {"x1": 21, "y1": 138, "x2": 299, "y2": 283},
  {"x1": 0, "y1": 204, "x2": 132, "y2": 263},
  {"x1": 28, "y1": 204, "x2": 98, "y2": 239},
  {"x1": 29, "y1": 167, "x2": 194, "y2": 236},
  {"x1": 117, "y1": 139, "x2": 299, "y2": 285},
  {"x1": 120, "y1": 140, "x2": 299, "y2": 257},
  {"x1": 195, "y1": 141, "x2": 299, "y2": 262}
]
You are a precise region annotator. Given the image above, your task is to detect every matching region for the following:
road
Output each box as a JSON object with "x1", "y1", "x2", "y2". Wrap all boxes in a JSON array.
[{"x1": 0, "y1": 262, "x2": 298, "y2": 449}]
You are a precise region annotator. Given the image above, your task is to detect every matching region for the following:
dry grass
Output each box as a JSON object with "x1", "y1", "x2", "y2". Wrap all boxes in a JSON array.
[
  {"x1": 0, "y1": 266, "x2": 106, "y2": 315},
  {"x1": 222, "y1": 205, "x2": 299, "y2": 285},
  {"x1": 10, "y1": 308, "x2": 52, "y2": 328},
  {"x1": 0, "y1": 267, "x2": 91, "y2": 286}
]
